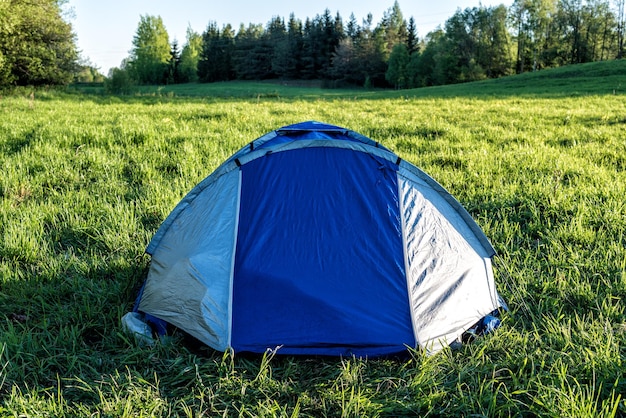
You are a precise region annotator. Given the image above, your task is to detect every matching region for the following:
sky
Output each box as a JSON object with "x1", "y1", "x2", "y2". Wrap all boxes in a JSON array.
[{"x1": 67, "y1": 0, "x2": 512, "y2": 75}]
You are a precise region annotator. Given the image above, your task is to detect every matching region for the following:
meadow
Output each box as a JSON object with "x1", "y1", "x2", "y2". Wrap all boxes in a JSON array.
[{"x1": 0, "y1": 60, "x2": 625, "y2": 416}]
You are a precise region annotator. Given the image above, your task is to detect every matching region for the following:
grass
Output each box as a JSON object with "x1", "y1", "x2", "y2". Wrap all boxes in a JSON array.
[
  {"x1": 1, "y1": 60, "x2": 625, "y2": 416},
  {"x1": 71, "y1": 59, "x2": 626, "y2": 99}
]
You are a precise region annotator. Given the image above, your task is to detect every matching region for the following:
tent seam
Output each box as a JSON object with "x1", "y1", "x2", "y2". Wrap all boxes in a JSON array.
[
  {"x1": 397, "y1": 174, "x2": 420, "y2": 349},
  {"x1": 227, "y1": 169, "x2": 242, "y2": 350}
]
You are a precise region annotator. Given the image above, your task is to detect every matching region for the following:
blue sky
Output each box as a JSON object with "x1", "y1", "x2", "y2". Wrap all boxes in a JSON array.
[{"x1": 67, "y1": 0, "x2": 512, "y2": 75}]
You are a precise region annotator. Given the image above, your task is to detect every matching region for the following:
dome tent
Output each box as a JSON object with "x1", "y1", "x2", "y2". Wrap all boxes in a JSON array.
[{"x1": 132, "y1": 121, "x2": 505, "y2": 356}]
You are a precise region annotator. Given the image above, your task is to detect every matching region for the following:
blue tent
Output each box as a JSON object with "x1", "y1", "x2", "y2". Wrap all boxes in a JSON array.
[{"x1": 133, "y1": 121, "x2": 504, "y2": 356}]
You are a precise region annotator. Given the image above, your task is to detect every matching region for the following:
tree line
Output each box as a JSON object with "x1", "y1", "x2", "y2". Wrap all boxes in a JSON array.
[
  {"x1": 118, "y1": 0, "x2": 625, "y2": 91},
  {"x1": 1, "y1": 0, "x2": 624, "y2": 89}
]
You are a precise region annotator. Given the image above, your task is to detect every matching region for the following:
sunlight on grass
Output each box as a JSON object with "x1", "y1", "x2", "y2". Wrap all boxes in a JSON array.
[{"x1": 1, "y1": 62, "x2": 625, "y2": 416}]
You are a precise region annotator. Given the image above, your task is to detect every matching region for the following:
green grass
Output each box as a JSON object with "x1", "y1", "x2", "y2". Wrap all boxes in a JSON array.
[
  {"x1": 71, "y1": 59, "x2": 626, "y2": 99},
  {"x1": 1, "y1": 61, "x2": 625, "y2": 416}
]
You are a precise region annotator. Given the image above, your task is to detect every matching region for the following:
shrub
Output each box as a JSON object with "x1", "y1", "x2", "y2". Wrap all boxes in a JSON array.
[{"x1": 104, "y1": 68, "x2": 134, "y2": 95}]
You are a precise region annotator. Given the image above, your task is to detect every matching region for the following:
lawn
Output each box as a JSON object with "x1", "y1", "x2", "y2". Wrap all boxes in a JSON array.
[{"x1": 1, "y1": 60, "x2": 625, "y2": 416}]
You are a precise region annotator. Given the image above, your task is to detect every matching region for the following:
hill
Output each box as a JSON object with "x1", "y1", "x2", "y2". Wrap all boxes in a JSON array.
[{"x1": 438, "y1": 59, "x2": 626, "y2": 97}]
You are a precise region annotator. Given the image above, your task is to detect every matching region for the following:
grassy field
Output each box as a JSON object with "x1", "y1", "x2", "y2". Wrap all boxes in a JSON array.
[{"x1": 1, "y1": 60, "x2": 625, "y2": 416}]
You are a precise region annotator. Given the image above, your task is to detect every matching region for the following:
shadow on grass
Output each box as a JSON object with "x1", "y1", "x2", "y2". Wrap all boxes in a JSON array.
[{"x1": 0, "y1": 256, "x2": 148, "y2": 387}]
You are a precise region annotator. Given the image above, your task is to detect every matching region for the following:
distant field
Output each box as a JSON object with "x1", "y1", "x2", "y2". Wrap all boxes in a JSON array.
[
  {"x1": 1, "y1": 61, "x2": 625, "y2": 416},
  {"x1": 73, "y1": 59, "x2": 626, "y2": 99}
]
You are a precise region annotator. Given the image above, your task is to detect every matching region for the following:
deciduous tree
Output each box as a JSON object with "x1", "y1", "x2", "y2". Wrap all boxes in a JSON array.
[
  {"x1": 128, "y1": 15, "x2": 171, "y2": 84},
  {"x1": 617, "y1": 0, "x2": 625, "y2": 57},
  {"x1": 0, "y1": 0, "x2": 78, "y2": 86},
  {"x1": 179, "y1": 26, "x2": 202, "y2": 82},
  {"x1": 386, "y1": 43, "x2": 409, "y2": 88}
]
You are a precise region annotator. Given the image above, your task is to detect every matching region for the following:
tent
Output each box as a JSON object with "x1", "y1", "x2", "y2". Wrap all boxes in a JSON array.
[{"x1": 131, "y1": 121, "x2": 505, "y2": 356}]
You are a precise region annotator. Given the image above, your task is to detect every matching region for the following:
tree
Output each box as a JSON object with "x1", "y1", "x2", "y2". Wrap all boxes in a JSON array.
[
  {"x1": 267, "y1": 16, "x2": 288, "y2": 78},
  {"x1": 359, "y1": 14, "x2": 388, "y2": 86},
  {"x1": 104, "y1": 67, "x2": 133, "y2": 94},
  {"x1": 474, "y1": 5, "x2": 513, "y2": 77},
  {"x1": 128, "y1": 15, "x2": 171, "y2": 84},
  {"x1": 406, "y1": 49, "x2": 422, "y2": 87},
  {"x1": 380, "y1": 1, "x2": 408, "y2": 56},
  {"x1": 328, "y1": 12, "x2": 372, "y2": 85},
  {"x1": 429, "y1": 5, "x2": 514, "y2": 83},
  {"x1": 617, "y1": 0, "x2": 625, "y2": 57},
  {"x1": 300, "y1": 10, "x2": 343, "y2": 79},
  {"x1": 532, "y1": 0, "x2": 561, "y2": 68},
  {"x1": 233, "y1": 23, "x2": 269, "y2": 80},
  {"x1": 511, "y1": 0, "x2": 561, "y2": 71},
  {"x1": 301, "y1": 17, "x2": 322, "y2": 78},
  {"x1": 346, "y1": 13, "x2": 359, "y2": 40},
  {"x1": 179, "y1": 26, "x2": 202, "y2": 82},
  {"x1": 74, "y1": 58, "x2": 105, "y2": 83},
  {"x1": 581, "y1": 0, "x2": 617, "y2": 61},
  {"x1": 166, "y1": 40, "x2": 181, "y2": 84},
  {"x1": 285, "y1": 14, "x2": 305, "y2": 78},
  {"x1": 0, "y1": 1, "x2": 17, "y2": 85},
  {"x1": 199, "y1": 22, "x2": 236, "y2": 82},
  {"x1": 386, "y1": 43, "x2": 410, "y2": 88},
  {"x1": 406, "y1": 17, "x2": 419, "y2": 54},
  {"x1": 444, "y1": 8, "x2": 484, "y2": 82},
  {"x1": 0, "y1": 0, "x2": 78, "y2": 86},
  {"x1": 510, "y1": 0, "x2": 530, "y2": 72},
  {"x1": 331, "y1": 38, "x2": 358, "y2": 84},
  {"x1": 411, "y1": 29, "x2": 458, "y2": 86},
  {"x1": 219, "y1": 24, "x2": 236, "y2": 80},
  {"x1": 557, "y1": 0, "x2": 588, "y2": 63}
]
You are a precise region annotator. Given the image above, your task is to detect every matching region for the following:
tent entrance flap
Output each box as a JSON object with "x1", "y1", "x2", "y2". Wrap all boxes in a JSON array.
[{"x1": 231, "y1": 147, "x2": 415, "y2": 356}]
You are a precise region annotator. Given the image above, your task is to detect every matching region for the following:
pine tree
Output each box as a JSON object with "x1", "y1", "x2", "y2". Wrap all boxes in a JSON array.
[
  {"x1": 380, "y1": 1, "x2": 408, "y2": 56},
  {"x1": 267, "y1": 16, "x2": 288, "y2": 78},
  {"x1": 406, "y1": 17, "x2": 419, "y2": 54},
  {"x1": 167, "y1": 40, "x2": 181, "y2": 84},
  {"x1": 199, "y1": 22, "x2": 235, "y2": 82}
]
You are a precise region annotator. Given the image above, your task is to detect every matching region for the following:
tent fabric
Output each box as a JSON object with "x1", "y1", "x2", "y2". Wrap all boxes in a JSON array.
[
  {"x1": 137, "y1": 121, "x2": 504, "y2": 356},
  {"x1": 232, "y1": 147, "x2": 413, "y2": 355}
]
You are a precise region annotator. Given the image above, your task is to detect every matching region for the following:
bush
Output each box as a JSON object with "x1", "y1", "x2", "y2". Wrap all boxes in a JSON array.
[{"x1": 104, "y1": 68, "x2": 134, "y2": 95}]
